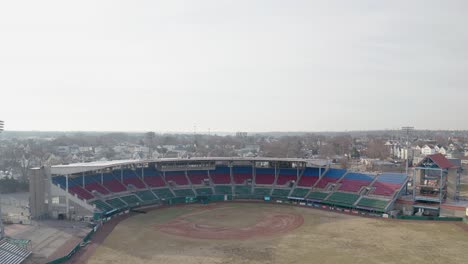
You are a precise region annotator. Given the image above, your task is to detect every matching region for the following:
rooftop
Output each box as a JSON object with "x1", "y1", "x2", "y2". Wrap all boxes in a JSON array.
[{"x1": 33, "y1": 157, "x2": 330, "y2": 175}]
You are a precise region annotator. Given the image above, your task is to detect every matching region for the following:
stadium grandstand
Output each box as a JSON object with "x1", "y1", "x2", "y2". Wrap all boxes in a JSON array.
[{"x1": 29, "y1": 157, "x2": 412, "y2": 221}]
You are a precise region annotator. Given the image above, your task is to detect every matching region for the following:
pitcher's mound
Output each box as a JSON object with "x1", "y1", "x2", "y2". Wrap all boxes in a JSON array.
[{"x1": 155, "y1": 206, "x2": 304, "y2": 240}]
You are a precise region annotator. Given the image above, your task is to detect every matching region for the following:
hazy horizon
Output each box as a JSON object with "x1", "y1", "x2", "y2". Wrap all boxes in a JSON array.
[
  {"x1": 3, "y1": 128, "x2": 468, "y2": 135},
  {"x1": 1, "y1": 1, "x2": 467, "y2": 132}
]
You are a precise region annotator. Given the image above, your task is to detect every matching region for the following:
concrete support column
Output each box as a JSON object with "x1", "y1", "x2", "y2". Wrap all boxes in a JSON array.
[{"x1": 65, "y1": 174, "x2": 70, "y2": 219}]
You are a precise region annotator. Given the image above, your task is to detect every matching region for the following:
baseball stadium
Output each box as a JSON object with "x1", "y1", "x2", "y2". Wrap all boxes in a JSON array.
[{"x1": 3, "y1": 156, "x2": 466, "y2": 263}]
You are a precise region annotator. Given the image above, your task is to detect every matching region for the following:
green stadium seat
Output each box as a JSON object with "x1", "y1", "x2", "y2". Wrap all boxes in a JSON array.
[
  {"x1": 324, "y1": 192, "x2": 360, "y2": 207},
  {"x1": 214, "y1": 185, "x2": 232, "y2": 195},
  {"x1": 290, "y1": 188, "x2": 310, "y2": 198},
  {"x1": 120, "y1": 195, "x2": 141, "y2": 206},
  {"x1": 271, "y1": 189, "x2": 291, "y2": 198},
  {"x1": 195, "y1": 188, "x2": 213, "y2": 195},
  {"x1": 91, "y1": 200, "x2": 113, "y2": 212},
  {"x1": 153, "y1": 188, "x2": 175, "y2": 199},
  {"x1": 306, "y1": 191, "x2": 329, "y2": 200},
  {"x1": 173, "y1": 189, "x2": 196, "y2": 197},
  {"x1": 357, "y1": 198, "x2": 389, "y2": 211},
  {"x1": 105, "y1": 198, "x2": 127, "y2": 208},
  {"x1": 253, "y1": 188, "x2": 271, "y2": 196},
  {"x1": 234, "y1": 186, "x2": 252, "y2": 195},
  {"x1": 135, "y1": 190, "x2": 158, "y2": 201}
]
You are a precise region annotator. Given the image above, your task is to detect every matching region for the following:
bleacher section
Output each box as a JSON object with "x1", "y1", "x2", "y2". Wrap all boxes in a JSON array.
[
  {"x1": 276, "y1": 168, "x2": 297, "y2": 186},
  {"x1": 271, "y1": 189, "x2": 291, "y2": 198},
  {"x1": 121, "y1": 169, "x2": 146, "y2": 189},
  {"x1": 306, "y1": 191, "x2": 329, "y2": 201},
  {"x1": 254, "y1": 188, "x2": 272, "y2": 196},
  {"x1": 173, "y1": 189, "x2": 196, "y2": 197},
  {"x1": 165, "y1": 171, "x2": 189, "y2": 186},
  {"x1": 357, "y1": 198, "x2": 390, "y2": 212},
  {"x1": 232, "y1": 166, "x2": 252, "y2": 184},
  {"x1": 51, "y1": 175, "x2": 66, "y2": 188},
  {"x1": 297, "y1": 167, "x2": 322, "y2": 187},
  {"x1": 85, "y1": 181, "x2": 110, "y2": 195},
  {"x1": 53, "y1": 176, "x2": 95, "y2": 200},
  {"x1": 214, "y1": 185, "x2": 232, "y2": 195},
  {"x1": 102, "y1": 172, "x2": 127, "y2": 192},
  {"x1": 153, "y1": 188, "x2": 175, "y2": 199},
  {"x1": 195, "y1": 188, "x2": 214, "y2": 195},
  {"x1": 255, "y1": 168, "x2": 275, "y2": 185},
  {"x1": 234, "y1": 185, "x2": 252, "y2": 195},
  {"x1": 143, "y1": 168, "x2": 166, "y2": 187},
  {"x1": 67, "y1": 177, "x2": 94, "y2": 200},
  {"x1": 339, "y1": 172, "x2": 375, "y2": 192},
  {"x1": 290, "y1": 188, "x2": 309, "y2": 198},
  {"x1": 0, "y1": 239, "x2": 31, "y2": 264},
  {"x1": 210, "y1": 166, "x2": 231, "y2": 184},
  {"x1": 135, "y1": 190, "x2": 158, "y2": 202},
  {"x1": 105, "y1": 197, "x2": 127, "y2": 209},
  {"x1": 187, "y1": 170, "x2": 210, "y2": 185},
  {"x1": 69, "y1": 185, "x2": 94, "y2": 200},
  {"x1": 324, "y1": 192, "x2": 360, "y2": 207},
  {"x1": 315, "y1": 169, "x2": 346, "y2": 189},
  {"x1": 372, "y1": 173, "x2": 407, "y2": 196},
  {"x1": 53, "y1": 175, "x2": 110, "y2": 197},
  {"x1": 120, "y1": 195, "x2": 141, "y2": 206},
  {"x1": 91, "y1": 200, "x2": 113, "y2": 211}
]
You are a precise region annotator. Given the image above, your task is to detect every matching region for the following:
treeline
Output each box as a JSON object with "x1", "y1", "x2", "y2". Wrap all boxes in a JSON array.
[{"x1": 0, "y1": 177, "x2": 29, "y2": 193}]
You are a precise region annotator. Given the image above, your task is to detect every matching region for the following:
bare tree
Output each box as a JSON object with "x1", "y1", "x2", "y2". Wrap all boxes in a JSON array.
[{"x1": 366, "y1": 139, "x2": 390, "y2": 159}]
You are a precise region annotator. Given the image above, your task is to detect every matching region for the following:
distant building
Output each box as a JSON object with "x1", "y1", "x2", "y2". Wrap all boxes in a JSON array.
[
  {"x1": 236, "y1": 132, "x2": 248, "y2": 138},
  {"x1": 56, "y1": 146, "x2": 70, "y2": 155},
  {"x1": 421, "y1": 145, "x2": 436, "y2": 156}
]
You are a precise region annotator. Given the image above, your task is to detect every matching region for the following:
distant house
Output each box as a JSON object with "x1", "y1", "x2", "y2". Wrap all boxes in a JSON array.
[
  {"x1": 438, "y1": 146, "x2": 447, "y2": 155},
  {"x1": 446, "y1": 149, "x2": 463, "y2": 159},
  {"x1": 56, "y1": 146, "x2": 70, "y2": 155},
  {"x1": 421, "y1": 145, "x2": 435, "y2": 156},
  {"x1": 79, "y1": 146, "x2": 93, "y2": 153}
]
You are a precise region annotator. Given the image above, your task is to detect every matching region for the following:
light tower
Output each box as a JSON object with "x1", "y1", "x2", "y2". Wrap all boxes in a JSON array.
[
  {"x1": 0, "y1": 120, "x2": 4, "y2": 238},
  {"x1": 401, "y1": 126, "x2": 414, "y2": 176}
]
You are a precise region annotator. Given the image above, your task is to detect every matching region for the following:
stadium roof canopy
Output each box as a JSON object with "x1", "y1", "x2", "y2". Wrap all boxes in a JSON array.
[{"x1": 33, "y1": 157, "x2": 329, "y2": 175}]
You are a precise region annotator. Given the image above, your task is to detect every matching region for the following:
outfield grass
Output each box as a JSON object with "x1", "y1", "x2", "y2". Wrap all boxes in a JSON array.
[{"x1": 88, "y1": 202, "x2": 468, "y2": 264}]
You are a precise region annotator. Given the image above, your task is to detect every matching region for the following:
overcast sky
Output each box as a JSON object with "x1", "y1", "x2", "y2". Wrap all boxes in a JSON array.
[{"x1": 0, "y1": 1, "x2": 467, "y2": 132}]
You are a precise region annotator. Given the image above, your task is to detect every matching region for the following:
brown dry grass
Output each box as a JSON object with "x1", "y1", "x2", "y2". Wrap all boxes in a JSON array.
[{"x1": 87, "y1": 202, "x2": 468, "y2": 264}]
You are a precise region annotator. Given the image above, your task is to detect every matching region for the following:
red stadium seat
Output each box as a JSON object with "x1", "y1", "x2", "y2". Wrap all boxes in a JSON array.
[
  {"x1": 85, "y1": 182, "x2": 110, "y2": 195},
  {"x1": 143, "y1": 176, "x2": 166, "y2": 187},
  {"x1": 165, "y1": 173, "x2": 189, "y2": 185},
  {"x1": 123, "y1": 177, "x2": 146, "y2": 189},
  {"x1": 255, "y1": 174, "x2": 275, "y2": 185},
  {"x1": 69, "y1": 185, "x2": 94, "y2": 200},
  {"x1": 103, "y1": 179, "x2": 127, "y2": 192},
  {"x1": 276, "y1": 175, "x2": 296, "y2": 185}
]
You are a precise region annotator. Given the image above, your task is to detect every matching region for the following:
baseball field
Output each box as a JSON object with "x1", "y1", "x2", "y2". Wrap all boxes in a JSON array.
[{"x1": 85, "y1": 202, "x2": 468, "y2": 264}]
